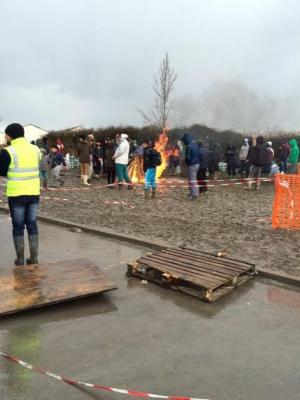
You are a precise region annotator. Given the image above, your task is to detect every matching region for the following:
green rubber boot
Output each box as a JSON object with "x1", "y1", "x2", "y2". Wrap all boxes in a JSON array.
[
  {"x1": 13, "y1": 236, "x2": 25, "y2": 266},
  {"x1": 26, "y1": 234, "x2": 39, "y2": 265}
]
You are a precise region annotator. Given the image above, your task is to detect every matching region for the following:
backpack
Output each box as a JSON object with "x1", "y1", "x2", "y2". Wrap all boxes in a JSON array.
[{"x1": 152, "y1": 150, "x2": 162, "y2": 167}]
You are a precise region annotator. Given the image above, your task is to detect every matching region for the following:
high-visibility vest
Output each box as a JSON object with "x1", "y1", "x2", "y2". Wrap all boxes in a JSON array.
[{"x1": 6, "y1": 137, "x2": 41, "y2": 197}]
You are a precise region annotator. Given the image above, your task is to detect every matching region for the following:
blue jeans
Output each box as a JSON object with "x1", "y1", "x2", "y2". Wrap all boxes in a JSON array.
[
  {"x1": 188, "y1": 164, "x2": 200, "y2": 197},
  {"x1": 145, "y1": 168, "x2": 157, "y2": 190},
  {"x1": 279, "y1": 160, "x2": 288, "y2": 173},
  {"x1": 8, "y1": 196, "x2": 39, "y2": 237},
  {"x1": 40, "y1": 170, "x2": 48, "y2": 182}
]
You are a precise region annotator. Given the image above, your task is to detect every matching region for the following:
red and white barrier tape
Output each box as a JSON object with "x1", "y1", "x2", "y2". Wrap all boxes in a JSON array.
[
  {"x1": 0, "y1": 352, "x2": 210, "y2": 400},
  {"x1": 40, "y1": 196, "x2": 135, "y2": 209},
  {"x1": 1, "y1": 177, "x2": 273, "y2": 191}
]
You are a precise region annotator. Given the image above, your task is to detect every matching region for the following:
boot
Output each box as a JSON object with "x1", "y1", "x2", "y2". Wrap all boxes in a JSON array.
[
  {"x1": 26, "y1": 234, "x2": 39, "y2": 265},
  {"x1": 151, "y1": 189, "x2": 157, "y2": 198},
  {"x1": 145, "y1": 188, "x2": 150, "y2": 198},
  {"x1": 43, "y1": 181, "x2": 48, "y2": 191},
  {"x1": 13, "y1": 236, "x2": 25, "y2": 266},
  {"x1": 83, "y1": 175, "x2": 91, "y2": 186}
]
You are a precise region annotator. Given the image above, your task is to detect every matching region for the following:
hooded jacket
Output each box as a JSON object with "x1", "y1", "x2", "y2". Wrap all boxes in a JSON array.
[
  {"x1": 249, "y1": 136, "x2": 267, "y2": 167},
  {"x1": 114, "y1": 134, "x2": 130, "y2": 164},
  {"x1": 279, "y1": 143, "x2": 290, "y2": 161},
  {"x1": 288, "y1": 139, "x2": 299, "y2": 164},
  {"x1": 181, "y1": 133, "x2": 200, "y2": 166},
  {"x1": 239, "y1": 140, "x2": 249, "y2": 161}
]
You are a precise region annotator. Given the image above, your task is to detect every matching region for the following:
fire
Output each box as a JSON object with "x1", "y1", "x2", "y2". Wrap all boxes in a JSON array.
[
  {"x1": 128, "y1": 128, "x2": 171, "y2": 183},
  {"x1": 154, "y1": 128, "x2": 171, "y2": 179}
]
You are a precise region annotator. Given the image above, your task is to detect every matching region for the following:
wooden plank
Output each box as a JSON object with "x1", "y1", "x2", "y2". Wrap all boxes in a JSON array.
[
  {"x1": 171, "y1": 248, "x2": 250, "y2": 271},
  {"x1": 138, "y1": 255, "x2": 226, "y2": 283},
  {"x1": 154, "y1": 250, "x2": 247, "y2": 276},
  {"x1": 162, "y1": 248, "x2": 250, "y2": 273},
  {"x1": 136, "y1": 259, "x2": 224, "y2": 289},
  {"x1": 179, "y1": 247, "x2": 255, "y2": 268},
  {"x1": 0, "y1": 259, "x2": 118, "y2": 316},
  {"x1": 139, "y1": 254, "x2": 235, "y2": 281}
]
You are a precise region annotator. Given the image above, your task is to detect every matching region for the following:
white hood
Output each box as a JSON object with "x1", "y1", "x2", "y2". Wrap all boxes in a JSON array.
[{"x1": 114, "y1": 137, "x2": 130, "y2": 164}]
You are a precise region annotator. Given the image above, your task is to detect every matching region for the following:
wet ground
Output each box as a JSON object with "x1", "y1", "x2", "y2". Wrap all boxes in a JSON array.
[
  {"x1": 2, "y1": 171, "x2": 298, "y2": 276},
  {"x1": 0, "y1": 213, "x2": 300, "y2": 400}
]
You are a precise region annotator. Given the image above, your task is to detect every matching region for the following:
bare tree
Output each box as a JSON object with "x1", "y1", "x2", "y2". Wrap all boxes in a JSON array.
[{"x1": 138, "y1": 53, "x2": 177, "y2": 130}]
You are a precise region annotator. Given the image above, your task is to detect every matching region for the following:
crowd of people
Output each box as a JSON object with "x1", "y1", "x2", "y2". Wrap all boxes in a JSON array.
[
  {"x1": 183, "y1": 134, "x2": 300, "y2": 198},
  {"x1": 26, "y1": 131, "x2": 300, "y2": 199},
  {"x1": 1, "y1": 122, "x2": 300, "y2": 266},
  {"x1": 225, "y1": 137, "x2": 299, "y2": 178}
]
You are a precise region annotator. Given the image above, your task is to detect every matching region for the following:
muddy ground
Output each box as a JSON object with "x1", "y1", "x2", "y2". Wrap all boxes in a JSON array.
[{"x1": 1, "y1": 170, "x2": 300, "y2": 276}]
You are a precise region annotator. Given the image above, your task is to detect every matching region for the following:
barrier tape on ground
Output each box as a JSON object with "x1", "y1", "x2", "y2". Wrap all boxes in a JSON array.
[
  {"x1": 40, "y1": 196, "x2": 136, "y2": 209},
  {"x1": 0, "y1": 352, "x2": 210, "y2": 400},
  {"x1": 1, "y1": 177, "x2": 274, "y2": 193}
]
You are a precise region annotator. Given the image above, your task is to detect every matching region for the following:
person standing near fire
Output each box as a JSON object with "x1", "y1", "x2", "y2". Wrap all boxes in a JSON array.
[
  {"x1": 143, "y1": 140, "x2": 162, "y2": 198},
  {"x1": 113, "y1": 133, "x2": 132, "y2": 189},
  {"x1": 0, "y1": 123, "x2": 41, "y2": 265}
]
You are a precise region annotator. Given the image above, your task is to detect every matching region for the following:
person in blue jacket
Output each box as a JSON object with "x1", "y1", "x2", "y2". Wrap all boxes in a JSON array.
[{"x1": 181, "y1": 133, "x2": 200, "y2": 199}]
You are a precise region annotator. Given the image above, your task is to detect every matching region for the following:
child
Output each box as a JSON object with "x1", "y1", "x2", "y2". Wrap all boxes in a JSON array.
[
  {"x1": 39, "y1": 148, "x2": 49, "y2": 190},
  {"x1": 143, "y1": 140, "x2": 162, "y2": 198},
  {"x1": 49, "y1": 145, "x2": 66, "y2": 186}
]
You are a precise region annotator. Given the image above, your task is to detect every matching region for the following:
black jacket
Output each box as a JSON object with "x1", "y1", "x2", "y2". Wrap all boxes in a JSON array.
[
  {"x1": 0, "y1": 149, "x2": 11, "y2": 176},
  {"x1": 199, "y1": 147, "x2": 209, "y2": 169},
  {"x1": 143, "y1": 146, "x2": 158, "y2": 172},
  {"x1": 250, "y1": 144, "x2": 267, "y2": 167}
]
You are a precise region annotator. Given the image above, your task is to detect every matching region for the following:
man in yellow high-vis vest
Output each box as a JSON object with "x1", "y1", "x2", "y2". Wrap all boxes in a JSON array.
[{"x1": 0, "y1": 123, "x2": 41, "y2": 265}]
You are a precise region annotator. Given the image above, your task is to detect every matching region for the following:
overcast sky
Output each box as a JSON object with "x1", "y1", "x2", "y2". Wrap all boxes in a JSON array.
[{"x1": 0, "y1": 0, "x2": 300, "y2": 132}]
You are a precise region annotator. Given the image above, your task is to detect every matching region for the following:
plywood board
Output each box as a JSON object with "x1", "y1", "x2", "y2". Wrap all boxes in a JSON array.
[{"x1": 0, "y1": 259, "x2": 118, "y2": 316}]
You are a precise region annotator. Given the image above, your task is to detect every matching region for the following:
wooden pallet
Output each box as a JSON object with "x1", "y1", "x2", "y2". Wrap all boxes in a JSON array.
[
  {"x1": 0, "y1": 259, "x2": 118, "y2": 316},
  {"x1": 127, "y1": 247, "x2": 256, "y2": 302}
]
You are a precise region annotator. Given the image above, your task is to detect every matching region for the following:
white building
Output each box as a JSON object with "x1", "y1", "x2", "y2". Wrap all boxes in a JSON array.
[
  {"x1": 64, "y1": 125, "x2": 85, "y2": 132},
  {"x1": 23, "y1": 124, "x2": 48, "y2": 143}
]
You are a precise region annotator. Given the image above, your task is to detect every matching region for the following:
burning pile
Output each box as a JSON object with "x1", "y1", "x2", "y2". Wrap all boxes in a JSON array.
[{"x1": 128, "y1": 128, "x2": 172, "y2": 183}]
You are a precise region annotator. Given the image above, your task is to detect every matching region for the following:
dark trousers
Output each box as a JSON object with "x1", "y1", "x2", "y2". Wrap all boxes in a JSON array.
[
  {"x1": 227, "y1": 161, "x2": 236, "y2": 176},
  {"x1": 8, "y1": 196, "x2": 39, "y2": 237},
  {"x1": 239, "y1": 160, "x2": 250, "y2": 177},
  {"x1": 279, "y1": 160, "x2": 288, "y2": 173},
  {"x1": 197, "y1": 168, "x2": 207, "y2": 193},
  {"x1": 94, "y1": 161, "x2": 102, "y2": 175},
  {"x1": 107, "y1": 170, "x2": 116, "y2": 185}
]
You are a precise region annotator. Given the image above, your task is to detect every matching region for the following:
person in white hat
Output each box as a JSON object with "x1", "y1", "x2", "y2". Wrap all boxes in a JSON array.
[{"x1": 113, "y1": 133, "x2": 132, "y2": 188}]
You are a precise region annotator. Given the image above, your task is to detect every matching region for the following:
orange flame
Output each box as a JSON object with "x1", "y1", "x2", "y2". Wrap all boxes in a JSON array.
[{"x1": 128, "y1": 128, "x2": 171, "y2": 183}]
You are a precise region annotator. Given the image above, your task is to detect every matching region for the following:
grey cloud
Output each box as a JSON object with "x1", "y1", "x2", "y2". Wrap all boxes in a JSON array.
[{"x1": 0, "y1": 0, "x2": 300, "y2": 130}]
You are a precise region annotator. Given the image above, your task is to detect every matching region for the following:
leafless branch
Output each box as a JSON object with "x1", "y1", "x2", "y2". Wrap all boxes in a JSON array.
[{"x1": 137, "y1": 53, "x2": 177, "y2": 130}]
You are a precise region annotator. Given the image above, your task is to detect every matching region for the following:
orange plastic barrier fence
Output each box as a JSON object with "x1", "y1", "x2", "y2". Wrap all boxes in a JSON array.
[{"x1": 272, "y1": 174, "x2": 300, "y2": 230}]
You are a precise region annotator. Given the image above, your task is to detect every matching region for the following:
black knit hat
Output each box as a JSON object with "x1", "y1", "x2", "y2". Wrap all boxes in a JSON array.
[{"x1": 5, "y1": 123, "x2": 24, "y2": 139}]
